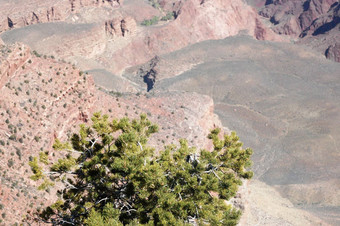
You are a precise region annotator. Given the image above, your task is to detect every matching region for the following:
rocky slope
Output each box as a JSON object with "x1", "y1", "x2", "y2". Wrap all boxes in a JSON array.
[
  {"x1": 239, "y1": 180, "x2": 328, "y2": 226},
  {"x1": 0, "y1": 43, "x2": 223, "y2": 224},
  {"x1": 258, "y1": 0, "x2": 338, "y2": 36},
  {"x1": 249, "y1": 0, "x2": 340, "y2": 62},
  {"x1": 0, "y1": 43, "x2": 97, "y2": 224}
]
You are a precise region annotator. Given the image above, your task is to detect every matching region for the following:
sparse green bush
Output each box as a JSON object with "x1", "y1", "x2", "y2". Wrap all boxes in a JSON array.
[
  {"x1": 32, "y1": 50, "x2": 41, "y2": 57},
  {"x1": 38, "y1": 179, "x2": 54, "y2": 191},
  {"x1": 9, "y1": 134, "x2": 16, "y2": 141},
  {"x1": 141, "y1": 16, "x2": 159, "y2": 26},
  {"x1": 28, "y1": 157, "x2": 43, "y2": 181},
  {"x1": 15, "y1": 148, "x2": 22, "y2": 160},
  {"x1": 39, "y1": 151, "x2": 49, "y2": 165},
  {"x1": 148, "y1": 0, "x2": 160, "y2": 8},
  {"x1": 161, "y1": 12, "x2": 174, "y2": 21},
  {"x1": 7, "y1": 159, "x2": 14, "y2": 168}
]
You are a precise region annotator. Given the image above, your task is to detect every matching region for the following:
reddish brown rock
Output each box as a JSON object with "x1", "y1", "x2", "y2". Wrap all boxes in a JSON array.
[
  {"x1": 300, "y1": 2, "x2": 340, "y2": 37},
  {"x1": 259, "y1": 0, "x2": 337, "y2": 37},
  {"x1": 103, "y1": 0, "x2": 281, "y2": 74},
  {"x1": 255, "y1": 0, "x2": 340, "y2": 62},
  {"x1": 0, "y1": 43, "x2": 97, "y2": 225},
  {"x1": 0, "y1": 0, "x2": 121, "y2": 33},
  {"x1": 105, "y1": 16, "x2": 137, "y2": 37},
  {"x1": 0, "y1": 1, "x2": 66, "y2": 32}
]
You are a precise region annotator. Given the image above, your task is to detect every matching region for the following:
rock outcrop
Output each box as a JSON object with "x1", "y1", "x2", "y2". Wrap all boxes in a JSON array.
[
  {"x1": 325, "y1": 42, "x2": 340, "y2": 62},
  {"x1": 255, "y1": 0, "x2": 340, "y2": 62},
  {"x1": 2, "y1": 7, "x2": 64, "y2": 32},
  {"x1": 105, "y1": 16, "x2": 137, "y2": 37},
  {"x1": 137, "y1": 56, "x2": 160, "y2": 91},
  {"x1": 259, "y1": 0, "x2": 338, "y2": 36},
  {"x1": 300, "y1": 2, "x2": 340, "y2": 37}
]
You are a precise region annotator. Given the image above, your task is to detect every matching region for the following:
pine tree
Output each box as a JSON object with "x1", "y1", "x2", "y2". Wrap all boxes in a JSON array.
[{"x1": 29, "y1": 113, "x2": 253, "y2": 225}]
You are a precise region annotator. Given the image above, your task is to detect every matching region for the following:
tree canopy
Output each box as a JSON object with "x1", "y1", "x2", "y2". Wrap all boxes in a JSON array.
[{"x1": 29, "y1": 113, "x2": 253, "y2": 225}]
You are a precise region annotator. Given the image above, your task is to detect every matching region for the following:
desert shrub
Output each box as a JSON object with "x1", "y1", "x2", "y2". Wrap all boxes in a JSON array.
[
  {"x1": 161, "y1": 12, "x2": 174, "y2": 21},
  {"x1": 148, "y1": 0, "x2": 160, "y2": 8},
  {"x1": 32, "y1": 50, "x2": 41, "y2": 57},
  {"x1": 141, "y1": 16, "x2": 159, "y2": 26},
  {"x1": 7, "y1": 159, "x2": 14, "y2": 168},
  {"x1": 9, "y1": 134, "x2": 16, "y2": 141}
]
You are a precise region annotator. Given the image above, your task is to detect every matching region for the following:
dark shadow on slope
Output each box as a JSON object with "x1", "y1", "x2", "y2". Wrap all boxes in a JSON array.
[{"x1": 312, "y1": 17, "x2": 340, "y2": 36}]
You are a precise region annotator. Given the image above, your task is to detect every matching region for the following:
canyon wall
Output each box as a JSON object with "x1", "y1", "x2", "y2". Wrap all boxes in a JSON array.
[
  {"x1": 257, "y1": 0, "x2": 340, "y2": 62},
  {"x1": 0, "y1": 0, "x2": 282, "y2": 75},
  {"x1": 103, "y1": 0, "x2": 282, "y2": 74}
]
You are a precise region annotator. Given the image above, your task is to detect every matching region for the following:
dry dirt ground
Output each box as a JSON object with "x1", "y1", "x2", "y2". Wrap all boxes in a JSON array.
[{"x1": 239, "y1": 179, "x2": 329, "y2": 226}]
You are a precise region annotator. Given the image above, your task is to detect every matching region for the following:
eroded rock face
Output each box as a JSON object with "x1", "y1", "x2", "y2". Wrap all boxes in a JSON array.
[
  {"x1": 2, "y1": 7, "x2": 64, "y2": 33},
  {"x1": 260, "y1": 0, "x2": 338, "y2": 36},
  {"x1": 300, "y1": 2, "x2": 340, "y2": 37},
  {"x1": 136, "y1": 56, "x2": 160, "y2": 91},
  {"x1": 256, "y1": 0, "x2": 340, "y2": 62},
  {"x1": 105, "y1": 16, "x2": 137, "y2": 37},
  {"x1": 0, "y1": 0, "x2": 122, "y2": 33},
  {"x1": 104, "y1": 0, "x2": 281, "y2": 74}
]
